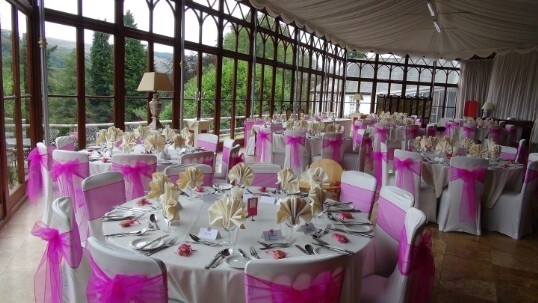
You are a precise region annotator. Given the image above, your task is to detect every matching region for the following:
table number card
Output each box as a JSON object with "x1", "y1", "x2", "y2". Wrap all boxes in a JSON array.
[
  {"x1": 198, "y1": 227, "x2": 219, "y2": 240},
  {"x1": 300, "y1": 222, "x2": 317, "y2": 234},
  {"x1": 262, "y1": 229, "x2": 283, "y2": 241},
  {"x1": 247, "y1": 197, "x2": 258, "y2": 217}
]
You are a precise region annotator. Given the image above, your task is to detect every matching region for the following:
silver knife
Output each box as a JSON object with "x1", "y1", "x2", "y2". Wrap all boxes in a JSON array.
[
  {"x1": 312, "y1": 243, "x2": 354, "y2": 255},
  {"x1": 295, "y1": 244, "x2": 309, "y2": 255},
  {"x1": 139, "y1": 235, "x2": 168, "y2": 250},
  {"x1": 238, "y1": 249, "x2": 251, "y2": 261}
]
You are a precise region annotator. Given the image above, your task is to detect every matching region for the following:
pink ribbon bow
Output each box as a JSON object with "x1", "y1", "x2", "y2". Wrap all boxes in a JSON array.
[
  {"x1": 26, "y1": 148, "x2": 48, "y2": 205},
  {"x1": 463, "y1": 126, "x2": 475, "y2": 139},
  {"x1": 375, "y1": 127, "x2": 388, "y2": 143},
  {"x1": 405, "y1": 127, "x2": 418, "y2": 139},
  {"x1": 112, "y1": 162, "x2": 155, "y2": 200},
  {"x1": 426, "y1": 126, "x2": 436, "y2": 137},
  {"x1": 256, "y1": 130, "x2": 272, "y2": 162},
  {"x1": 373, "y1": 151, "x2": 385, "y2": 190},
  {"x1": 230, "y1": 153, "x2": 245, "y2": 171},
  {"x1": 488, "y1": 127, "x2": 502, "y2": 143},
  {"x1": 394, "y1": 158, "x2": 421, "y2": 196},
  {"x1": 51, "y1": 159, "x2": 89, "y2": 210},
  {"x1": 86, "y1": 256, "x2": 167, "y2": 303},
  {"x1": 31, "y1": 221, "x2": 83, "y2": 303},
  {"x1": 444, "y1": 123, "x2": 453, "y2": 136},
  {"x1": 399, "y1": 229, "x2": 435, "y2": 303},
  {"x1": 449, "y1": 167, "x2": 487, "y2": 222},
  {"x1": 244, "y1": 271, "x2": 344, "y2": 303},
  {"x1": 285, "y1": 135, "x2": 305, "y2": 170},
  {"x1": 322, "y1": 137, "x2": 343, "y2": 162}
]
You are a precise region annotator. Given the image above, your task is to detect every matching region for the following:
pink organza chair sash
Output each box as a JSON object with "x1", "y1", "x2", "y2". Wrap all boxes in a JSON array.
[
  {"x1": 463, "y1": 126, "x2": 476, "y2": 139},
  {"x1": 51, "y1": 159, "x2": 89, "y2": 210},
  {"x1": 398, "y1": 229, "x2": 435, "y2": 303},
  {"x1": 31, "y1": 220, "x2": 83, "y2": 303},
  {"x1": 376, "y1": 197, "x2": 406, "y2": 241},
  {"x1": 84, "y1": 181, "x2": 126, "y2": 221},
  {"x1": 285, "y1": 135, "x2": 305, "y2": 170},
  {"x1": 517, "y1": 145, "x2": 528, "y2": 164},
  {"x1": 449, "y1": 166, "x2": 487, "y2": 222},
  {"x1": 394, "y1": 158, "x2": 421, "y2": 196},
  {"x1": 373, "y1": 151, "x2": 385, "y2": 190},
  {"x1": 27, "y1": 147, "x2": 51, "y2": 205},
  {"x1": 488, "y1": 127, "x2": 502, "y2": 143},
  {"x1": 426, "y1": 125, "x2": 436, "y2": 137},
  {"x1": 229, "y1": 153, "x2": 245, "y2": 171},
  {"x1": 222, "y1": 146, "x2": 231, "y2": 166},
  {"x1": 256, "y1": 130, "x2": 272, "y2": 162},
  {"x1": 339, "y1": 183, "x2": 375, "y2": 214},
  {"x1": 244, "y1": 271, "x2": 344, "y2": 303},
  {"x1": 500, "y1": 151, "x2": 516, "y2": 161},
  {"x1": 86, "y1": 256, "x2": 167, "y2": 303},
  {"x1": 375, "y1": 127, "x2": 388, "y2": 144},
  {"x1": 111, "y1": 162, "x2": 156, "y2": 200},
  {"x1": 58, "y1": 142, "x2": 75, "y2": 151},
  {"x1": 322, "y1": 137, "x2": 343, "y2": 162},
  {"x1": 405, "y1": 126, "x2": 419, "y2": 139},
  {"x1": 444, "y1": 122, "x2": 453, "y2": 137},
  {"x1": 198, "y1": 140, "x2": 217, "y2": 153}
]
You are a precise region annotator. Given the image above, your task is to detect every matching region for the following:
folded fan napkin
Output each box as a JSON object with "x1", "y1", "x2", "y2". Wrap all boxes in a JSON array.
[
  {"x1": 420, "y1": 136, "x2": 434, "y2": 152},
  {"x1": 488, "y1": 144, "x2": 501, "y2": 159},
  {"x1": 325, "y1": 124, "x2": 336, "y2": 133},
  {"x1": 277, "y1": 168, "x2": 299, "y2": 193},
  {"x1": 147, "y1": 172, "x2": 171, "y2": 199},
  {"x1": 95, "y1": 129, "x2": 107, "y2": 145},
  {"x1": 228, "y1": 163, "x2": 254, "y2": 186},
  {"x1": 161, "y1": 126, "x2": 176, "y2": 142},
  {"x1": 120, "y1": 132, "x2": 136, "y2": 153},
  {"x1": 277, "y1": 197, "x2": 312, "y2": 225},
  {"x1": 285, "y1": 120, "x2": 294, "y2": 130},
  {"x1": 172, "y1": 134, "x2": 186, "y2": 149},
  {"x1": 230, "y1": 187, "x2": 244, "y2": 202},
  {"x1": 301, "y1": 167, "x2": 329, "y2": 189},
  {"x1": 160, "y1": 182, "x2": 181, "y2": 221},
  {"x1": 469, "y1": 144, "x2": 488, "y2": 158},
  {"x1": 461, "y1": 138, "x2": 475, "y2": 153},
  {"x1": 134, "y1": 125, "x2": 151, "y2": 140},
  {"x1": 181, "y1": 127, "x2": 194, "y2": 146},
  {"x1": 208, "y1": 195, "x2": 246, "y2": 229},
  {"x1": 413, "y1": 136, "x2": 422, "y2": 151},
  {"x1": 107, "y1": 126, "x2": 123, "y2": 142},
  {"x1": 404, "y1": 118, "x2": 414, "y2": 126},
  {"x1": 177, "y1": 167, "x2": 204, "y2": 190},
  {"x1": 476, "y1": 117, "x2": 485, "y2": 127},
  {"x1": 435, "y1": 141, "x2": 455, "y2": 157},
  {"x1": 144, "y1": 134, "x2": 166, "y2": 153},
  {"x1": 309, "y1": 186, "x2": 327, "y2": 215}
]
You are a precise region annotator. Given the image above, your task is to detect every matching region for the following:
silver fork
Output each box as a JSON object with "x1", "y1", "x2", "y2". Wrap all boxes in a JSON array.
[
  {"x1": 257, "y1": 240, "x2": 296, "y2": 250},
  {"x1": 250, "y1": 246, "x2": 260, "y2": 259},
  {"x1": 313, "y1": 224, "x2": 332, "y2": 239},
  {"x1": 144, "y1": 236, "x2": 179, "y2": 256}
]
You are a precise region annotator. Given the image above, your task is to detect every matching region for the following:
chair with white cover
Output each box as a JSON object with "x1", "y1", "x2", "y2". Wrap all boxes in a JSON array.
[
  {"x1": 438, "y1": 156, "x2": 489, "y2": 235},
  {"x1": 404, "y1": 125, "x2": 419, "y2": 142},
  {"x1": 504, "y1": 124, "x2": 520, "y2": 147},
  {"x1": 342, "y1": 129, "x2": 371, "y2": 171},
  {"x1": 28, "y1": 143, "x2": 54, "y2": 225},
  {"x1": 164, "y1": 163, "x2": 213, "y2": 186},
  {"x1": 393, "y1": 150, "x2": 437, "y2": 222},
  {"x1": 362, "y1": 186, "x2": 414, "y2": 277},
  {"x1": 244, "y1": 163, "x2": 281, "y2": 188},
  {"x1": 461, "y1": 123, "x2": 477, "y2": 141},
  {"x1": 56, "y1": 136, "x2": 76, "y2": 150},
  {"x1": 500, "y1": 145, "x2": 517, "y2": 161},
  {"x1": 221, "y1": 139, "x2": 235, "y2": 174},
  {"x1": 179, "y1": 150, "x2": 215, "y2": 171},
  {"x1": 82, "y1": 172, "x2": 126, "y2": 241},
  {"x1": 31, "y1": 197, "x2": 90, "y2": 303},
  {"x1": 425, "y1": 123, "x2": 437, "y2": 138},
  {"x1": 379, "y1": 141, "x2": 403, "y2": 187},
  {"x1": 255, "y1": 127, "x2": 273, "y2": 163},
  {"x1": 487, "y1": 125, "x2": 503, "y2": 144},
  {"x1": 339, "y1": 171, "x2": 377, "y2": 218},
  {"x1": 515, "y1": 139, "x2": 528, "y2": 164},
  {"x1": 529, "y1": 153, "x2": 538, "y2": 162},
  {"x1": 86, "y1": 237, "x2": 171, "y2": 303},
  {"x1": 244, "y1": 254, "x2": 348, "y2": 303},
  {"x1": 484, "y1": 161, "x2": 538, "y2": 239},
  {"x1": 111, "y1": 154, "x2": 157, "y2": 200},
  {"x1": 283, "y1": 130, "x2": 308, "y2": 176},
  {"x1": 196, "y1": 133, "x2": 218, "y2": 153},
  {"x1": 361, "y1": 208, "x2": 431, "y2": 303},
  {"x1": 312, "y1": 132, "x2": 345, "y2": 163}
]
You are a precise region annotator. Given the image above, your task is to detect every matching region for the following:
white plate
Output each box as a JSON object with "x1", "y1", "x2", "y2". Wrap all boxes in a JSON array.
[
  {"x1": 344, "y1": 224, "x2": 373, "y2": 233},
  {"x1": 214, "y1": 183, "x2": 233, "y2": 190},
  {"x1": 103, "y1": 210, "x2": 134, "y2": 220},
  {"x1": 225, "y1": 255, "x2": 248, "y2": 269},
  {"x1": 130, "y1": 238, "x2": 166, "y2": 251}
]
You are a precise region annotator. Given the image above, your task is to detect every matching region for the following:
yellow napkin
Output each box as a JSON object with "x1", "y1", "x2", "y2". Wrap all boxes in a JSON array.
[
  {"x1": 325, "y1": 123, "x2": 336, "y2": 133},
  {"x1": 160, "y1": 182, "x2": 181, "y2": 221},
  {"x1": 296, "y1": 120, "x2": 308, "y2": 130},
  {"x1": 435, "y1": 140, "x2": 455, "y2": 156},
  {"x1": 413, "y1": 136, "x2": 422, "y2": 151},
  {"x1": 277, "y1": 168, "x2": 299, "y2": 193},
  {"x1": 208, "y1": 195, "x2": 246, "y2": 229},
  {"x1": 301, "y1": 167, "x2": 329, "y2": 189},
  {"x1": 147, "y1": 172, "x2": 171, "y2": 199},
  {"x1": 172, "y1": 134, "x2": 186, "y2": 149},
  {"x1": 469, "y1": 144, "x2": 488, "y2": 158},
  {"x1": 489, "y1": 144, "x2": 501, "y2": 159},
  {"x1": 461, "y1": 138, "x2": 475, "y2": 153},
  {"x1": 286, "y1": 120, "x2": 294, "y2": 130},
  {"x1": 161, "y1": 126, "x2": 176, "y2": 142},
  {"x1": 120, "y1": 132, "x2": 136, "y2": 153},
  {"x1": 228, "y1": 163, "x2": 254, "y2": 186},
  {"x1": 107, "y1": 126, "x2": 123, "y2": 141},
  {"x1": 134, "y1": 126, "x2": 151, "y2": 140},
  {"x1": 181, "y1": 127, "x2": 194, "y2": 146},
  {"x1": 276, "y1": 197, "x2": 312, "y2": 225},
  {"x1": 405, "y1": 118, "x2": 414, "y2": 126},
  {"x1": 95, "y1": 129, "x2": 107, "y2": 145},
  {"x1": 177, "y1": 167, "x2": 204, "y2": 190},
  {"x1": 309, "y1": 186, "x2": 327, "y2": 215},
  {"x1": 230, "y1": 186, "x2": 244, "y2": 202},
  {"x1": 144, "y1": 134, "x2": 166, "y2": 153},
  {"x1": 265, "y1": 115, "x2": 272, "y2": 123}
]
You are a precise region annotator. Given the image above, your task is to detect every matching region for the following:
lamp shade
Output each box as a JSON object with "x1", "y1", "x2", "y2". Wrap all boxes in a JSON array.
[
  {"x1": 354, "y1": 93, "x2": 363, "y2": 101},
  {"x1": 137, "y1": 72, "x2": 174, "y2": 92},
  {"x1": 482, "y1": 102, "x2": 495, "y2": 110}
]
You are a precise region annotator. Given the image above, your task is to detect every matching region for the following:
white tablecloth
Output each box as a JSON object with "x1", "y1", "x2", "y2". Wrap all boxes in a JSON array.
[
  {"x1": 103, "y1": 188, "x2": 371, "y2": 303},
  {"x1": 422, "y1": 160, "x2": 524, "y2": 207}
]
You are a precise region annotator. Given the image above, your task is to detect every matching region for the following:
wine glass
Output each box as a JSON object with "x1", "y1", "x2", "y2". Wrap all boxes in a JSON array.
[
  {"x1": 221, "y1": 221, "x2": 237, "y2": 246},
  {"x1": 283, "y1": 218, "x2": 300, "y2": 241}
]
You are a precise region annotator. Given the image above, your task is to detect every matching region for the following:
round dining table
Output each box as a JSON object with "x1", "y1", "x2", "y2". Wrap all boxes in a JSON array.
[{"x1": 102, "y1": 187, "x2": 372, "y2": 303}]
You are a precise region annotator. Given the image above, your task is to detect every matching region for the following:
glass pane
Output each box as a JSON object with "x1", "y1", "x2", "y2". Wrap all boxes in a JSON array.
[
  {"x1": 185, "y1": 9, "x2": 201, "y2": 43},
  {"x1": 49, "y1": 96, "x2": 77, "y2": 136},
  {"x1": 1, "y1": 0, "x2": 13, "y2": 96},
  {"x1": 201, "y1": 15, "x2": 218, "y2": 47},
  {"x1": 124, "y1": 0, "x2": 149, "y2": 32},
  {"x1": 83, "y1": 0, "x2": 114, "y2": 23},
  {"x1": 46, "y1": 23, "x2": 77, "y2": 95},
  {"x1": 45, "y1": 0, "x2": 77, "y2": 14},
  {"x1": 18, "y1": 12, "x2": 29, "y2": 95},
  {"x1": 124, "y1": 36, "x2": 147, "y2": 123},
  {"x1": 154, "y1": 1, "x2": 175, "y2": 37},
  {"x1": 183, "y1": 50, "x2": 198, "y2": 119},
  {"x1": 4, "y1": 99, "x2": 20, "y2": 191},
  {"x1": 22, "y1": 97, "x2": 31, "y2": 171}
]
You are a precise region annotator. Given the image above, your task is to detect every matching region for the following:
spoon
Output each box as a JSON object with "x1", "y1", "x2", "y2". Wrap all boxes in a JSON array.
[
  {"x1": 188, "y1": 234, "x2": 221, "y2": 247},
  {"x1": 145, "y1": 219, "x2": 155, "y2": 229},
  {"x1": 204, "y1": 248, "x2": 232, "y2": 269},
  {"x1": 149, "y1": 213, "x2": 160, "y2": 230},
  {"x1": 104, "y1": 227, "x2": 150, "y2": 237},
  {"x1": 304, "y1": 244, "x2": 317, "y2": 255}
]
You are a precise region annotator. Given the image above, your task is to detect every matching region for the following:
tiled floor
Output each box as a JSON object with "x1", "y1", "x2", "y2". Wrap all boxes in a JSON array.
[{"x1": 2, "y1": 200, "x2": 538, "y2": 302}]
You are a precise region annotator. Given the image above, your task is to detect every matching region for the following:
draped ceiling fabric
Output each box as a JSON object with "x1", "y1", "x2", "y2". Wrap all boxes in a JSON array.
[{"x1": 248, "y1": 0, "x2": 538, "y2": 60}]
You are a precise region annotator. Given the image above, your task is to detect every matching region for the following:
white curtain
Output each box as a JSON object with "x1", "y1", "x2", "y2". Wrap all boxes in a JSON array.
[
  {"x1": 487, "y1": 51, "x2": 538, "y2": 121},
  {"x1": 456, "y1": 59, "x2": 493, "y2": 118}
]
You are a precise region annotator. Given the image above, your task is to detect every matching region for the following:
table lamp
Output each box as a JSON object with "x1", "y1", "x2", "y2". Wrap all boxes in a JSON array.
[
  {"x1": 481, "y1": 102, "x2": 495, "y2": 119},
  {"x1": 354, "y1": 93, "x2": 363, "y2": 112},
  {"x1": 137, "y1": 72, "x2": 174, "y2": 130}
]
